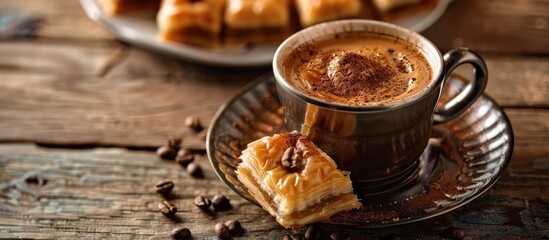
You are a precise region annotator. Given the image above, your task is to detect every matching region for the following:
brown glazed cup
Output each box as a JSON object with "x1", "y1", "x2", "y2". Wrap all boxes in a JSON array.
[{"x1": 273, "y1": 20, "x2": 488, "y2": 196}]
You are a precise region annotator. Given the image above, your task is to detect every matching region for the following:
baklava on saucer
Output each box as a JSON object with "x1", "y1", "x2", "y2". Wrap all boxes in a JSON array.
[{"x1": 236, "y1": 131, "x2": 361, "y2": 228}]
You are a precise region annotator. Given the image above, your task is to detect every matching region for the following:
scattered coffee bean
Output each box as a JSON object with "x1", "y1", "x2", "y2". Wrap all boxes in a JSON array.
[
  {"x1": 157, "y1": 145, "x2": 177, "y2": 160},
  {"x1": 167, "y1": 137, "x2": 182, "y2": 149},
  {"x1": 225, "y1": 219, "x2": 243, "y2": 235},
  {"x1": 282, "y1": 235, "x2": 291, "y2": 240},
  {"x1": 24, "y1": 175, "x2": 48, "y2": 186},
  {"x1": 185, "y1": 116, "x2": 203, "y2": 132},
  {"x1": 154, "y1": 180, "x2": 174, "y2": 195},
  {"x1": 441, "y1": 227, "x2": 465, "y2": 240},
  {"x1": 171, "y1": 227, "x2": 191, "y2": 239},
  {"x1": 186, "y1": 162, "x2": 203, "y2": 178},
  {"x1": 212, "y1": 194, "x2": 231, "y2": 211},
  {"x1": 382, "y1": 233, "x2": 401, "y2": 240},
  {"x1": 194, "y1": 196, "x2": 212, "y2": 211},
  {"x1": 214, "y1": 222, "x2": 231, "y2": 239},
  {"x1": 158, "y1": 200, "x2": 177, "y2": 216},
  {"x1": 304, "y1": 225, "x2": 321, "y2": 240},
  {"x1": 176, "y1": 149, "x2": 194, "y2": 167},
  {"x1": 330, "y1": 231, "x2": 350, "y2": 240}
]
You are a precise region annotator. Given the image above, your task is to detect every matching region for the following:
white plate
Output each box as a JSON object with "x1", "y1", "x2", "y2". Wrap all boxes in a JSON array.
[{"x1": 80, "y1": 0, "x2": 452, "y2": 67}]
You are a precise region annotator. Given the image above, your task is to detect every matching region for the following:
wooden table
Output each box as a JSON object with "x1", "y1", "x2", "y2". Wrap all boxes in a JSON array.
[{"x1": 0, "y1": 0, "x2": 547, "y2": 239}]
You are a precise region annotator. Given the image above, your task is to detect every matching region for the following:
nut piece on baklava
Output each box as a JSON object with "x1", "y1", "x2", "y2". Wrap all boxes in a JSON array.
[
  {"x1": 372, "y1": 0, "x2": 423, "y2": 12},
  {"x1": 156, "y1": 0, "x2": 224, "y2": 48},
  {"x1": 236, "y1": 131, "x2": 361, "y2": 229},
  {"x1": 224, "y1": 0, "x2": 292, "y2": 45},
  {"x1": 294, "y1": 0, "x2": 362, "y2": 27},
  {"x1": 98, "y1": 0, "x2": 161, "y2": 16}
]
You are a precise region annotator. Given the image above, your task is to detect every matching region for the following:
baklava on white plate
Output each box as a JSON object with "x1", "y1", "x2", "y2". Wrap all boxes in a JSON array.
[
  {"x1": 294, "y1": 0, "x2": 362, "y2": 27},
  {"x1": 223, "y1": 0, "x2": 293, "y2": 45},
  {"x1": 224, "y1": 0, "x2": 290, "y2": 29},
  {"x1": 156, "y1": 0, "x2": 224, "y2": 47}
]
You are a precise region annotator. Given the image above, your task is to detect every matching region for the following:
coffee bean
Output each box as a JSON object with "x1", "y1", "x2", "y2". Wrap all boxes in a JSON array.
[
  {"x1": 176, "y1": 149, "x2": 194, "y2": 167},
  {"x1": 185, "y1": 116, "x2": 203, "y2": 132},
  {"x1": 24, "y1": 175, "x2": 48, "y2": 186},
  {"x1": 186, "y1": 162, "x2": 203, "y2": 178},
  {"x1": 225, "y1": 219, "x2": 243, "y2": 235},
  {"x1": 194, "y1": 196, "x2": 212, "y2": 211},
  {"x1": 304, "y1": 225, "x2": 321, "y2": 240},
  {"x1": 330, "y1": 231, "x2": 350, "y2": 240},
  {"x1": 157, "y1": 145, "x2": 177, "y2": 160},
  {"x1": 158, "y1": 200, "x2": 177, "y2": 216},
  {"x1": 167, "y1": 137, "x2": 182, "y2": 149},
  {"x1": 282, "y1": 235, "x2": 291, "y2": 240},
  {"x1": 214, "y1": 222, "x2": 230, "y2": 239},
  {"x1": 441, "y1": 227, "x2": 465, "y2": 240},
  {"x1": 154, "y1": 180, "x2": 174, "y2": 195},
  {"x1": 171, "y1": 227, "x2": 191, "y2": 239},
  {"x1": 212, "y1": 194, "x2": 231, "y2": 211}
]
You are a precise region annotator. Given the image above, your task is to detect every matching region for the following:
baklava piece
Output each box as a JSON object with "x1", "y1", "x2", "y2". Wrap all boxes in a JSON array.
[
  {"x1": 236, "y1": 132, "x2": 361, "y2": 229},
  {"x1": 372, "y1": 0, "x2": 423, "y2": 12},
  {"x1": 98, "y1": 0, "x2": 160, "y2": 16},
  {"x1": 156, "y1": 0, "x2": 224, "y2": 48},
  {"x1": 224, "y1": 0, "x2": 292, "y2": 45},
  {"x1": 294, "y1": 0, "x2": 362, "y2": 27}
]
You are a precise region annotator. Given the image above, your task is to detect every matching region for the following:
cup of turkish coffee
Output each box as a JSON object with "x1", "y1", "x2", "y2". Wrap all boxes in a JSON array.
[{"x1": 273, "y1": 20, "x2": 487, "y2": 196}]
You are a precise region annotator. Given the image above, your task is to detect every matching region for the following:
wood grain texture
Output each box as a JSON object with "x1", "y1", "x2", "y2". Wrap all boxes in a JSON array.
[
  {"x1": 423, "y1": 0, "x2": 549, "y2": 54},
  {"x1": 0, "y1": 144, "x2": 282, "y2": 239},
  {"x1": 0, "y1": 144, "x2": 547, "y2": 239},
  {"x1": 0, "y1": 0, "x2": 113, "y2": 42},
  {"x1": 0, "y1": 42, "x2": 269, "y2": 148}
]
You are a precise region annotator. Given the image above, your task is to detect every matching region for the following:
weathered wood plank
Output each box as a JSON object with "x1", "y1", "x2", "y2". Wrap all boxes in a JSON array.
[
  {"x1": 0, "y1": 144, "x2": 283, "y2": 239},
  {"x1": 0, "y1": 144, "x2": 547, "y2": 239},
  {"x1": 483, "y1": 56, "x2": 549, "y2": 108},
  {"x1": 0, "y1": 72, "x2": 243, "y2": 149},
  {"x1": 423, "y1": 0, "x2": 549, "y2": 54},
  {"x1": 0, "y1": 0, "x2": 113, "y2": 42},
  {"x1": 0, "y1": 42, "x2": 123, "y2": 76}
]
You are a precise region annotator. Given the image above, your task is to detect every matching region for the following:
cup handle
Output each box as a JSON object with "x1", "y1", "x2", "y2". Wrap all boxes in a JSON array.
[{"x1": 433, "y1": 48, "x2": 488, "y2": 124}]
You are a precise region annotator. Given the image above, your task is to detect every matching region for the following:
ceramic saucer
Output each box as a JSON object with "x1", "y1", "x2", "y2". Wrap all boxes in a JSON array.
[{"x1": 206, "y1": 73, "x2": 513, "y2": 227}]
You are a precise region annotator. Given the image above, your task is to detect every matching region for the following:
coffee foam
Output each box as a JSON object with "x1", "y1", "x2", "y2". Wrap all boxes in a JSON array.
[{"x1": 284, "y1": 32, "x2": 432, "y2": 105}]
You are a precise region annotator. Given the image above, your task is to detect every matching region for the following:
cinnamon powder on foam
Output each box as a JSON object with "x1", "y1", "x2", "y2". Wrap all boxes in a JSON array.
[{"x1": 285, "y1": 33, "x2": 432, "y2": 106}]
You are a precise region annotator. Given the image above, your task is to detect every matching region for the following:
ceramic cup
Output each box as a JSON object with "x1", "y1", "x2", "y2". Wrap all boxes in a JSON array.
[{"x1": 273, "y1": 20, "x2": 488, "y2": 196}]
